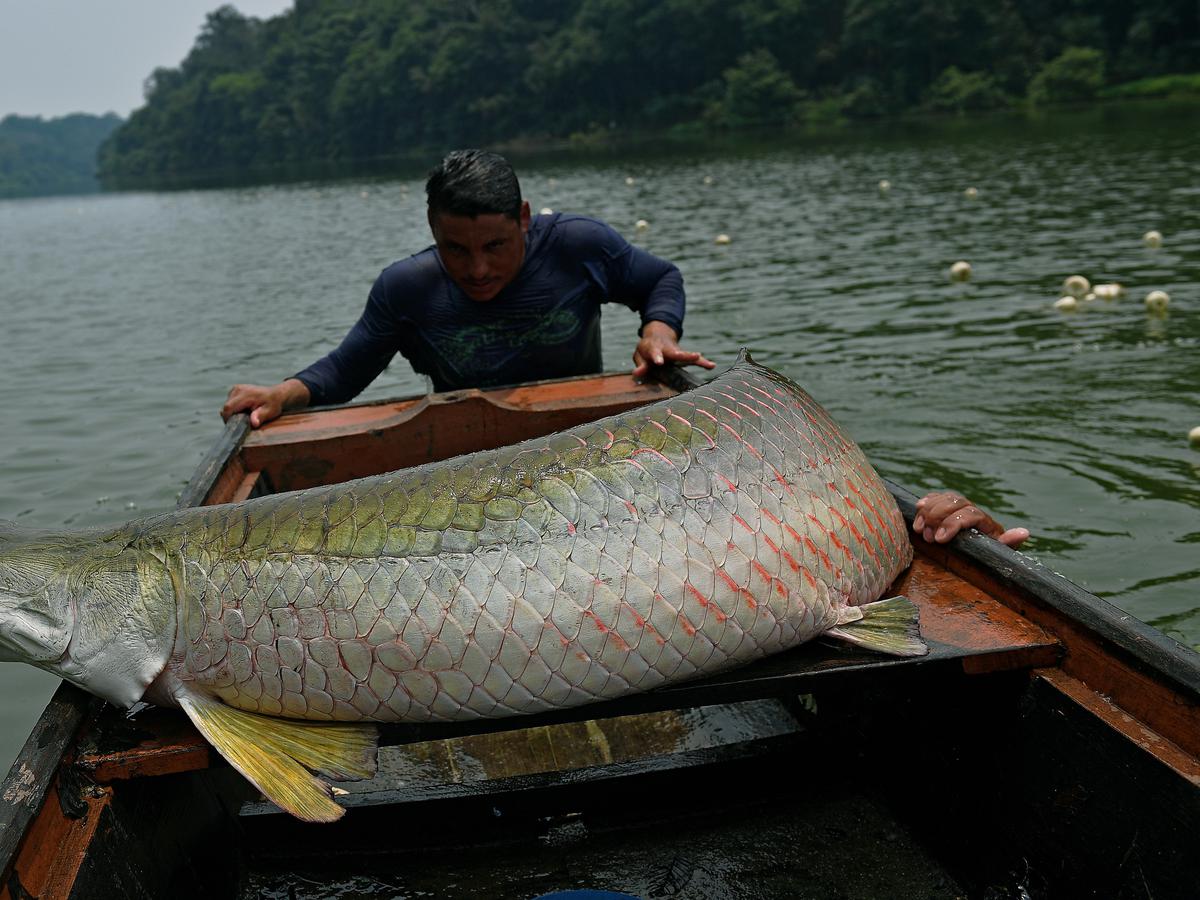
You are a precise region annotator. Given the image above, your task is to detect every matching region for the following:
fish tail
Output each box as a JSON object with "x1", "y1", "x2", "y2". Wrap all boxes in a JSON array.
[
  {"x1": 825, "y1": 596, "x2": 928, "y2": 657},
  {"x1": 177, "y1": 689, "x2": 378, "y2": 822}
]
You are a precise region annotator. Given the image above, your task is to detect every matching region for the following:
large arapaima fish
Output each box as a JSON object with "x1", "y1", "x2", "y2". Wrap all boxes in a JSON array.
[{"x1": 0, "y1": 351, "x2": 923, "y2": 821}]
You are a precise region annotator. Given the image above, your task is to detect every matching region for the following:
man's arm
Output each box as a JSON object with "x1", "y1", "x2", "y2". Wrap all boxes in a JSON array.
[
  {"x1": 913, "y1": 491, "x2": 1030, "y2": 548},
  {"x1": 597, "y1": 225, "x2": 715, "y2": 377},
  {"x1": 222, "y1": 271, "x2": 407, "y2": 428}
]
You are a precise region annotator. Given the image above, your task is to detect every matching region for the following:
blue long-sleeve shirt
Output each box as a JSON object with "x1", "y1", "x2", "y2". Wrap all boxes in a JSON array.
[{"x1": 294, "y1": 212, "x2": 686, "y2": 398}]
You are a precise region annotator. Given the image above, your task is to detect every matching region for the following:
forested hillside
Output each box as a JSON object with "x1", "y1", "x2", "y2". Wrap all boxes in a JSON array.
[
  {"x1": 0, "y1": 114, "x2": 122, "y2": 198},
  {"x1": 98, "y1": 0, "x2": 1200, "y2": 186}
]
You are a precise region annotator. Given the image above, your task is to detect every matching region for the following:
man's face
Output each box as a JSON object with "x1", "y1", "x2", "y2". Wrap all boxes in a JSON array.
[{"x1": 429, "y1": 201, "x2": 531, "y2": 302}]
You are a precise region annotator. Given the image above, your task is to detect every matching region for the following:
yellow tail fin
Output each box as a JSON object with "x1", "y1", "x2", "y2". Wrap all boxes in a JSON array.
[{"x1": 177, "y1": 691, "x2": 378, "y2": 823}]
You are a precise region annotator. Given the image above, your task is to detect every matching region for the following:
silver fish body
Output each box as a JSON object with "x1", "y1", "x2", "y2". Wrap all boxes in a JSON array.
[
  {"x1": 1, "y1": 352, "x2": 914, "y2": 723},
  {"x1": 149, "y1": 352, "x2": 913, "y2": 723}
]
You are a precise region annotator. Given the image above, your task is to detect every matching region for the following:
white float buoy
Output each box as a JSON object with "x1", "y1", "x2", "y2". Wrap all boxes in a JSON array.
[
  {"x1": 964, "y1": 187, "x2": 979, "y2": 199},
  {"x1": 635, "y1": 219, "x2": 649, "y2": 231},
  {"x1": 714, "y1": 233, "x2": 732, "y2": 245},
  {"x1": 539, "y1": 207, "x2": 553, "y2": 216},
  {"x1": 625, "y1": 176, "x2": 636, "y2": 186},
  {"x1": 1092, "y1": 283, "x2": 1124, "y2": 301},
  {"x1": 1083, "y1": 293, "x2": 1096, "y2": 302},
  {"x1": 1054, "y1": 296, "x2": 1079, "y2": 311},
  {"x1": 878, "y1": 179, "x2": 891, "y2": 192},
  {"x1": 949, "y1": 260, "x2": 971, "y2": 282},
  {"x1": 1189, "y1": 426, "x2": 1200, "y2": 447},
  {"x1": 702, "y1": 175, "x2": 714, "y2": 186},
  {"x1": 1144, "y1": 230, "x2": 1163, "y2": 248},
  {"x1": 1144, "y1": 290, "x2": 1170, "y2": 311},
  {"x1": 1063, "y1": 275, "x2": 1090, "y2": 298}
]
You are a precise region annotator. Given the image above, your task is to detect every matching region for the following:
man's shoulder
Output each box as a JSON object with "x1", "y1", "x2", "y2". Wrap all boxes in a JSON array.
[
  {"x1": 377, "y1": 246, "x2": 442, "y2": 286},
  {"x1": 371, "y1": 246, "x2": 448, "y2": 308},
  {"x1": 535, "y1": 213, "x2": 626, "y2": 260},
  {"x1": 535, "y1": 216, "x2": 628, "y2": 259}
]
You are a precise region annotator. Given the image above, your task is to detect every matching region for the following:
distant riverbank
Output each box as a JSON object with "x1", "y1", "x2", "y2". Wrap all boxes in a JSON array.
[
  {"x1": 4, "y1": 83, "x2": 1196, "y2": 201},
  {"x1": 77, "y1": 93, "x2": 1200, "y2": 195},
  {"x1": 0, "y1": 113, "x2": 121, "y2": 199}
]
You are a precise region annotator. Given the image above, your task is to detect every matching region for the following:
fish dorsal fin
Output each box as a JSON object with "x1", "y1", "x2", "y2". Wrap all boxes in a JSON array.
[
  {"x1": 826, "y1": 595, "x2": 929, "y2": 657},
  {"x1": 176, "y1": 690, "x2": 378, "y2": 822}
]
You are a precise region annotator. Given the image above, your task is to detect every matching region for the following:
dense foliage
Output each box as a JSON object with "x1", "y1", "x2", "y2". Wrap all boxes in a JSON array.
[
  {"x1": 1029, "y1": 47, "x2": 1106, "y2": 104},
  {"x1": 0, "y1": 114, "x2": 122, "y2": 198},
  {"x1": 97, "y1": 0, "x2": 1200, "y2": 185}
]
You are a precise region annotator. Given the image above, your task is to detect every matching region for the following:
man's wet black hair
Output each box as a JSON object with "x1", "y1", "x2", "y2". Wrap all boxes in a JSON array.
[{"x1": 426, "y1": 149, "x2": 522, "y2": 220}]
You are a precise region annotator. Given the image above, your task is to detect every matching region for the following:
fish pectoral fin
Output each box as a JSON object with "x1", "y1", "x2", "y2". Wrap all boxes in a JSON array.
[
  {"x1": 176, "y1": 691, "x2": 378, "y2": 823},
  {"x1": 825, "y1": 595, "x2": 929, "y2": 657}
]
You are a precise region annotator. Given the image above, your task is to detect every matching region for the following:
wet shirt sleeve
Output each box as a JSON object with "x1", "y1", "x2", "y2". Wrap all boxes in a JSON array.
[
  {"x1": 587, "y1": 220, "x2": 685, "y2": 337},
  {"x1": 292, "y1": 273, "x2": 406, "y2": 406}
]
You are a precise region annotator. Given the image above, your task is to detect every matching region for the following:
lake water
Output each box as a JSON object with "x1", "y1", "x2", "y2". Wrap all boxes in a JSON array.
[{"x1": 1, "y1": 102, "x2": 1198, "y2": 775}]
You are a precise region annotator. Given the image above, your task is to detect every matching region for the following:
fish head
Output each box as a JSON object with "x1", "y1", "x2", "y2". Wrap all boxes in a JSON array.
[
  {"x1": 0, "y1": 520, "x2": 178, "y2": 708},
  {"x1": 0, "y1": 521, "x2": 77, "y2": 663}
]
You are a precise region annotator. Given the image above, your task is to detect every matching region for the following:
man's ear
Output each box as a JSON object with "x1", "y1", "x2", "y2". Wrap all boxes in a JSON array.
[{"x1": 519, "y1": 200, "x2": 531, "y2": 233}]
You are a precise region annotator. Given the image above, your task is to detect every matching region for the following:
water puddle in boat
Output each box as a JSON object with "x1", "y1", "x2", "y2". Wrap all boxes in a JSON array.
[
  {"x1": 242, "y1": 700, "x2": 962, "y2": 899},
  {"x1": 334, "y1": 700, "x2": 805, "y2": 797}
]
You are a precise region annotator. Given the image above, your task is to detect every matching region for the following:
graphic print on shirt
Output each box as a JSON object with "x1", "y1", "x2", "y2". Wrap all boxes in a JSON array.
[{"x1": 433, "y1": 305, "x2": 587, "y2": 385}]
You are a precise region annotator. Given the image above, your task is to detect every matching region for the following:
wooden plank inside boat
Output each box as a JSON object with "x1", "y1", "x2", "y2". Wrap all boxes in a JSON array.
[{"x1": 233, "y1": 372, "x2": 680, "y2": 495}]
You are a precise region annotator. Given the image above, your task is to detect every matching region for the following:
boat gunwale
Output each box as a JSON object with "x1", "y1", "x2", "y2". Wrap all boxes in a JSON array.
[{"x1": 886, "y1": 480, "x2": 1200, "y2": 703}]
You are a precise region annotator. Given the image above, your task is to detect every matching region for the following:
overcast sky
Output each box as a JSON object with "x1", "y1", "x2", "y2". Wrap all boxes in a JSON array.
[{"x1": 0, "y1": 1, "x2": 294, "y2": 119}]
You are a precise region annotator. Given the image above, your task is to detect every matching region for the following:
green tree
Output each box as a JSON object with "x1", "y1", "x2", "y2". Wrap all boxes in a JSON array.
[
  {"x1": 1029, "y1": 46, "x2": 1106, "y2": 104},
  {"x1": 924, "y1": 66, "x2": 1009, "y2": 112},
  {"x1": 708, "y1": 49, "x2": 804, "y2": 127}
]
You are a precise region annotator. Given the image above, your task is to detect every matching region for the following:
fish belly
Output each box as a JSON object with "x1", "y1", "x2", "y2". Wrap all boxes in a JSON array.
[{"x1": 176, "y1": 355, "x2": 911, "y2": 723}]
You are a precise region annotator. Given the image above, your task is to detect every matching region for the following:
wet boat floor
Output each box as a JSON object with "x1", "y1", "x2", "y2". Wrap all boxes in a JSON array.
[
  {"x1": 243, "y1": 784, "x2": 961, "y2": 899},
  {"x1": 240, "y1": 701, "x2": 964, "y2": 899}
]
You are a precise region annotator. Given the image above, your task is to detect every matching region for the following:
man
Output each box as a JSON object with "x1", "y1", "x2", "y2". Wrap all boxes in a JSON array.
[
  {"x1": 222, "y1": 148, "x2": 713, "y2": 428},
  {"x1": 222, "y1": 150, "x2": 1027, "y2": 550}
]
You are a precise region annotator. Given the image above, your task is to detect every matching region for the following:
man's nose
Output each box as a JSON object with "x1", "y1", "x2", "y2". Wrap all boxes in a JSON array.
[{"x1": 468, "y1": 253, "x2": 488, "y2": 278}]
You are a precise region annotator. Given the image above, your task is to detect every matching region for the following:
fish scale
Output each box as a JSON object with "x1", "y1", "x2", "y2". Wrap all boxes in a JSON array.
[{"x1": 144, "y1": 352, "x2": 913, "y2": 725}]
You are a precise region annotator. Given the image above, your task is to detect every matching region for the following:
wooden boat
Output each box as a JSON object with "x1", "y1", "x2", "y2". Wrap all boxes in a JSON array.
[{"x1": 2, "y1": 367, "x2": 1197, "y2": 899}]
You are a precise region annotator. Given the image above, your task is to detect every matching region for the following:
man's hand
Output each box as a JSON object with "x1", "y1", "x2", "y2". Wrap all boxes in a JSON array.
[
  {"x1": 913, "y1": 491, "x2": 1030, "y2": 548},
  {"x1": 632, "y1": 321, "x2": 717, "y2": 379},
  {"x1": 221, "y1": 378, "x2": 311, "y2": 429}
]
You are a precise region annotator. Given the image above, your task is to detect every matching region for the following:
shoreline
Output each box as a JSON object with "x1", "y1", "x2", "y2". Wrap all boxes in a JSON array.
[{"x1": 6, "y1": 91, "x2": 1199, "y2": 201}]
